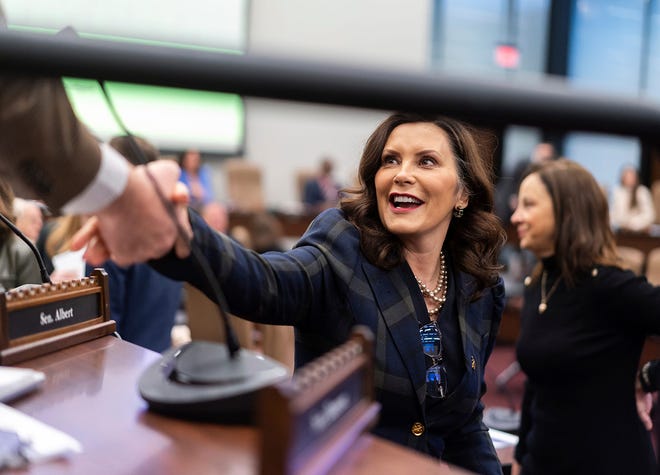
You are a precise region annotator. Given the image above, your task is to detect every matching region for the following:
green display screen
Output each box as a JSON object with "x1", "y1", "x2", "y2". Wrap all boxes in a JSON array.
[
  {"x1": 3, "y1": 0, "x2": 247, "y2": 154},
  {"x1": 62, "y1": 79, "x2": 245, "y2": 153}
]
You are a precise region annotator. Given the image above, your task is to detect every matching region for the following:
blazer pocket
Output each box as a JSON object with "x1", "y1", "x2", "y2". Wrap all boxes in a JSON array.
[{"x1": 440, "y1": 369, "x2": 480, "y2": 414}]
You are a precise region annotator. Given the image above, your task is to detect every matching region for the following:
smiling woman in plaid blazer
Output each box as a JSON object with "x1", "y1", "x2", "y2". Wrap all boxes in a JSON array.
[{"x1": 152, "y1": 112, "x2": 507, "y2": 473}]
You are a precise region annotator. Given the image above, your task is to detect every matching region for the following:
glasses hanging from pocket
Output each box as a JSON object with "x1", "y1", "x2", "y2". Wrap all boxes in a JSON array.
[{"x1": 419, "y1": 321, "x2": 448, "y2": 399}]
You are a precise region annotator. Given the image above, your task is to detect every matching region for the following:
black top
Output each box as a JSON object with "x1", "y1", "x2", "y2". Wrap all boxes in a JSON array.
[
  {"x1": 410, "y1": 252, "x2": 462, "y2": 402},
  {"x1": 516, "y1": 258, "x2": 660, "y2": 474}
]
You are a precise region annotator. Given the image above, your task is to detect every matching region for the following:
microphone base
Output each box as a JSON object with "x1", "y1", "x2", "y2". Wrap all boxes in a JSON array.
[{"x1": 138, "y1": 340, "x2": 290, "y2": 424}]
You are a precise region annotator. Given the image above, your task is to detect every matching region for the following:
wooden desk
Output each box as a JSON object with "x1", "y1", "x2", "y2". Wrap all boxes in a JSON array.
[
  {"x1": 615, "y1": 230, "x2": 660, "y2": 257},
  {"x1": 8, "y1": 337, "x2": 470, "y2": 475}
]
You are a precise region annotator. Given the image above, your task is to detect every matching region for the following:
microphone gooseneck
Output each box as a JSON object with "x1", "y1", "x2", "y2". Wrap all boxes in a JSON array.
[
  {"x1": 0, "y1": 211, "x2": 52, "y2": 285},
  {"x1": 94, "y1": 55, "x2": 288, "y2": 424},
  {"x1": 97, "y1": 79, "x2": 242, "y2": 358}
]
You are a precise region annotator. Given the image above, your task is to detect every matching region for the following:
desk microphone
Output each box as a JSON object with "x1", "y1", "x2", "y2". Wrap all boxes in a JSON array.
[
  {"x1": 137, "y1": 244, "x2": 289, "y2": 424},
  {"x1": 0, "y1": 211, "x2": 52, "y2": 285},
  {"x1": 90, "y1": 79, "x2": 289, "y2": 423}
]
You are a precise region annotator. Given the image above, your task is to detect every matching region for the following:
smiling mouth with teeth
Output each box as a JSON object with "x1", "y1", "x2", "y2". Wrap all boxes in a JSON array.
[{"x1": 391, "y1": 195, "x2": 423, "y2": 208}]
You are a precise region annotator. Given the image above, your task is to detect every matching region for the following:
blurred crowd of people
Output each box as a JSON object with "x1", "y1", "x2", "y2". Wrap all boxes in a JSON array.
[{"x1": 0, "y1": 137, "x2": 303, "y2": 364}]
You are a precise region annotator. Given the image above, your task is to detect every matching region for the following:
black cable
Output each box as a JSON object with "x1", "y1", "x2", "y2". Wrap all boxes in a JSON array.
[
  {"x1": 97, "y1": 81, "x2": 241, "y2": 357},
  {"x1": 0, "y1": 212, "x2": 52, "y2": 285}
]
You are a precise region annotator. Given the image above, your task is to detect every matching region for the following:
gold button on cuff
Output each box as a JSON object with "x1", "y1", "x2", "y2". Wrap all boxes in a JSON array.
[{"x1": 411, "y1": 422, "x2": 425, "y2": 436}]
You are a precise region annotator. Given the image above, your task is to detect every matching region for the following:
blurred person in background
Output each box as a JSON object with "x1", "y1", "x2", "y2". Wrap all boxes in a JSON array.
[
  {"x1": 610, "y1": 164, "x2": 655, "y2": 233},
  {"x1": 178, "y1": 148, "x2": 215, "y2": 212},
  {"x1": 495, "y1": 142, "x2": 556, "y2": 225},
  {"x1": 0, "y1": 177, "x2": 42, "y2": 291},
  {"x1": 13, "y1": 197, "x2": 45, "y2": 243},
  {"x1": 302, "y1": 156, "x2": 342, "y2": 214}
]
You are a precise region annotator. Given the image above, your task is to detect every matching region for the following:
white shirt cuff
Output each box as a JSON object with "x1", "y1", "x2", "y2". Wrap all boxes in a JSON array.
[{"x1": 61, "y1": 143, "x2": 131, "y2": 215}]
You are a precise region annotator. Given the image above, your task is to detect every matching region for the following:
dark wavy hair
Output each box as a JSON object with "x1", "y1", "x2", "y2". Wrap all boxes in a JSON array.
[
  {"x1": 523, "y1": 159, "x2": 619, "y2": 286},
  {"x1": 340, "y1": 112, "x2": 505, "y2": 298}
]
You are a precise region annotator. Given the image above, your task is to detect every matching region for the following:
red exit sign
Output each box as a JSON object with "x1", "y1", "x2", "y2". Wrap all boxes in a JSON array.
[{"x1": 495, "y1": 43, "x2": 520, "y2": 69}]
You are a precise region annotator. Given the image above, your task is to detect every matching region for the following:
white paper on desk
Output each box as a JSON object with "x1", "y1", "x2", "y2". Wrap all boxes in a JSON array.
[
  {"x1": 51, "y1": 248, "x2": 86, "y2": 280},
  {"x1": 0, "y1": 366, "x2": 45, "y2": 403},
  {"x1": 488, "y1": 428, "x2": 519, "y2": 449},
  {"x1": 0, "y1": 403, "x2": 82, "y2": 463}
]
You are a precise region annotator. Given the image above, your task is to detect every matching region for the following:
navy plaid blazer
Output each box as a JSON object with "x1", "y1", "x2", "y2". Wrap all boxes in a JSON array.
[{"x1": 154, "y1": 208, "x2": 504, "y2": 474}]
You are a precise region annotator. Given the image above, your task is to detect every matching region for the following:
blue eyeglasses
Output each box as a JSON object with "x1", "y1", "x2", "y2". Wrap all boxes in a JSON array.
[{"x1": 419, "y1": 321, "x2": 448, "y2": 399}]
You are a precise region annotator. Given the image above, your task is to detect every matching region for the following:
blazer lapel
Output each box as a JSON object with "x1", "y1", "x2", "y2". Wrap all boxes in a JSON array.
[
  {"x1": 362, "y1": 261, "x2": 427, "y2": 405},
  {"x1": 455, "y1": 271, "x2": 481, "y2": 371}
]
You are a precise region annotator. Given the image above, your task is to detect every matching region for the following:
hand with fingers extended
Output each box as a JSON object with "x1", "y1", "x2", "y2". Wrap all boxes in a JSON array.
[{"x1": 71, "y1": 160, "x2": 192, "y2": 266}]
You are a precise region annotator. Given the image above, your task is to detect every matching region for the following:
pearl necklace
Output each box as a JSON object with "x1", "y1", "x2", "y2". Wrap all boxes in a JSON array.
[{"x1": 414, "y1": 251, "x2": 447, "y2": 317}]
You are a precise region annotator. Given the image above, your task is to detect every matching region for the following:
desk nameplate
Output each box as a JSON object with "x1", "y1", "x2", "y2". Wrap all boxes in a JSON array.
[
  {"x1": 0, "y1": 269, "x2": 115, "y2": 365},
  {"x1": 259, "y1": 326, "x2": 379, "y2": 475},
  {"x1": 291, "y1": 364, "x2": 365, "y2": 458},
  {"x1": 8, "y1": 292, "x2": 101, "y2": 342}
]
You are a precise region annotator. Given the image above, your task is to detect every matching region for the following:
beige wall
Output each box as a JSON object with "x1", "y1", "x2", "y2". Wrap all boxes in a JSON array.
[{"x1": 212, "y1": 0, "x2": 432, "y2": 210}]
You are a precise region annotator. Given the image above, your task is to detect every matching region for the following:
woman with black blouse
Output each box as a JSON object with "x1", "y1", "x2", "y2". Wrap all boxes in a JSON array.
[{"x1": 510, "y1": 159, "x2": 659, "y2": 474}]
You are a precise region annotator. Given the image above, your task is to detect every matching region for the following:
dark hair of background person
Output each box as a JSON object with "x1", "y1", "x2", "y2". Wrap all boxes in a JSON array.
[
  {"x1": 177, "y1": 150, "x2": 187, "y2": 166},
  {"x1": 176, "y1": 148, "x2": 200, "y2": 167},
  {"x1": 320, "y1": 158, "x2": 334, "y2": 175},
  {"x1": 109, "y1": 135, "x2": 159, "y2": 165},
  {"x1": 340, "y1": 112, "x2": 505, "y2": 299},
  {"x1": 0, "y1": 177, "x2": 16, "y2": 246},
  {"x1": 620, "y1": 165, "x2": 641, "y2": 209},
  {"x1": 522, "y1": 159, "x2": 619, "y2": 287},
  {"x1": 248, "y1": 212, "x2": 284, "y2": 253}
]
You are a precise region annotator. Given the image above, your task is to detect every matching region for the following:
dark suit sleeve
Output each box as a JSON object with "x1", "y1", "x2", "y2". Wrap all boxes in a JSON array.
[
  {"x1": 151, "y1": 209, "x2": 355, "y2": 329},
  {"x1": 0, "y1": 75, "x2": 101, "y2": 211}
]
